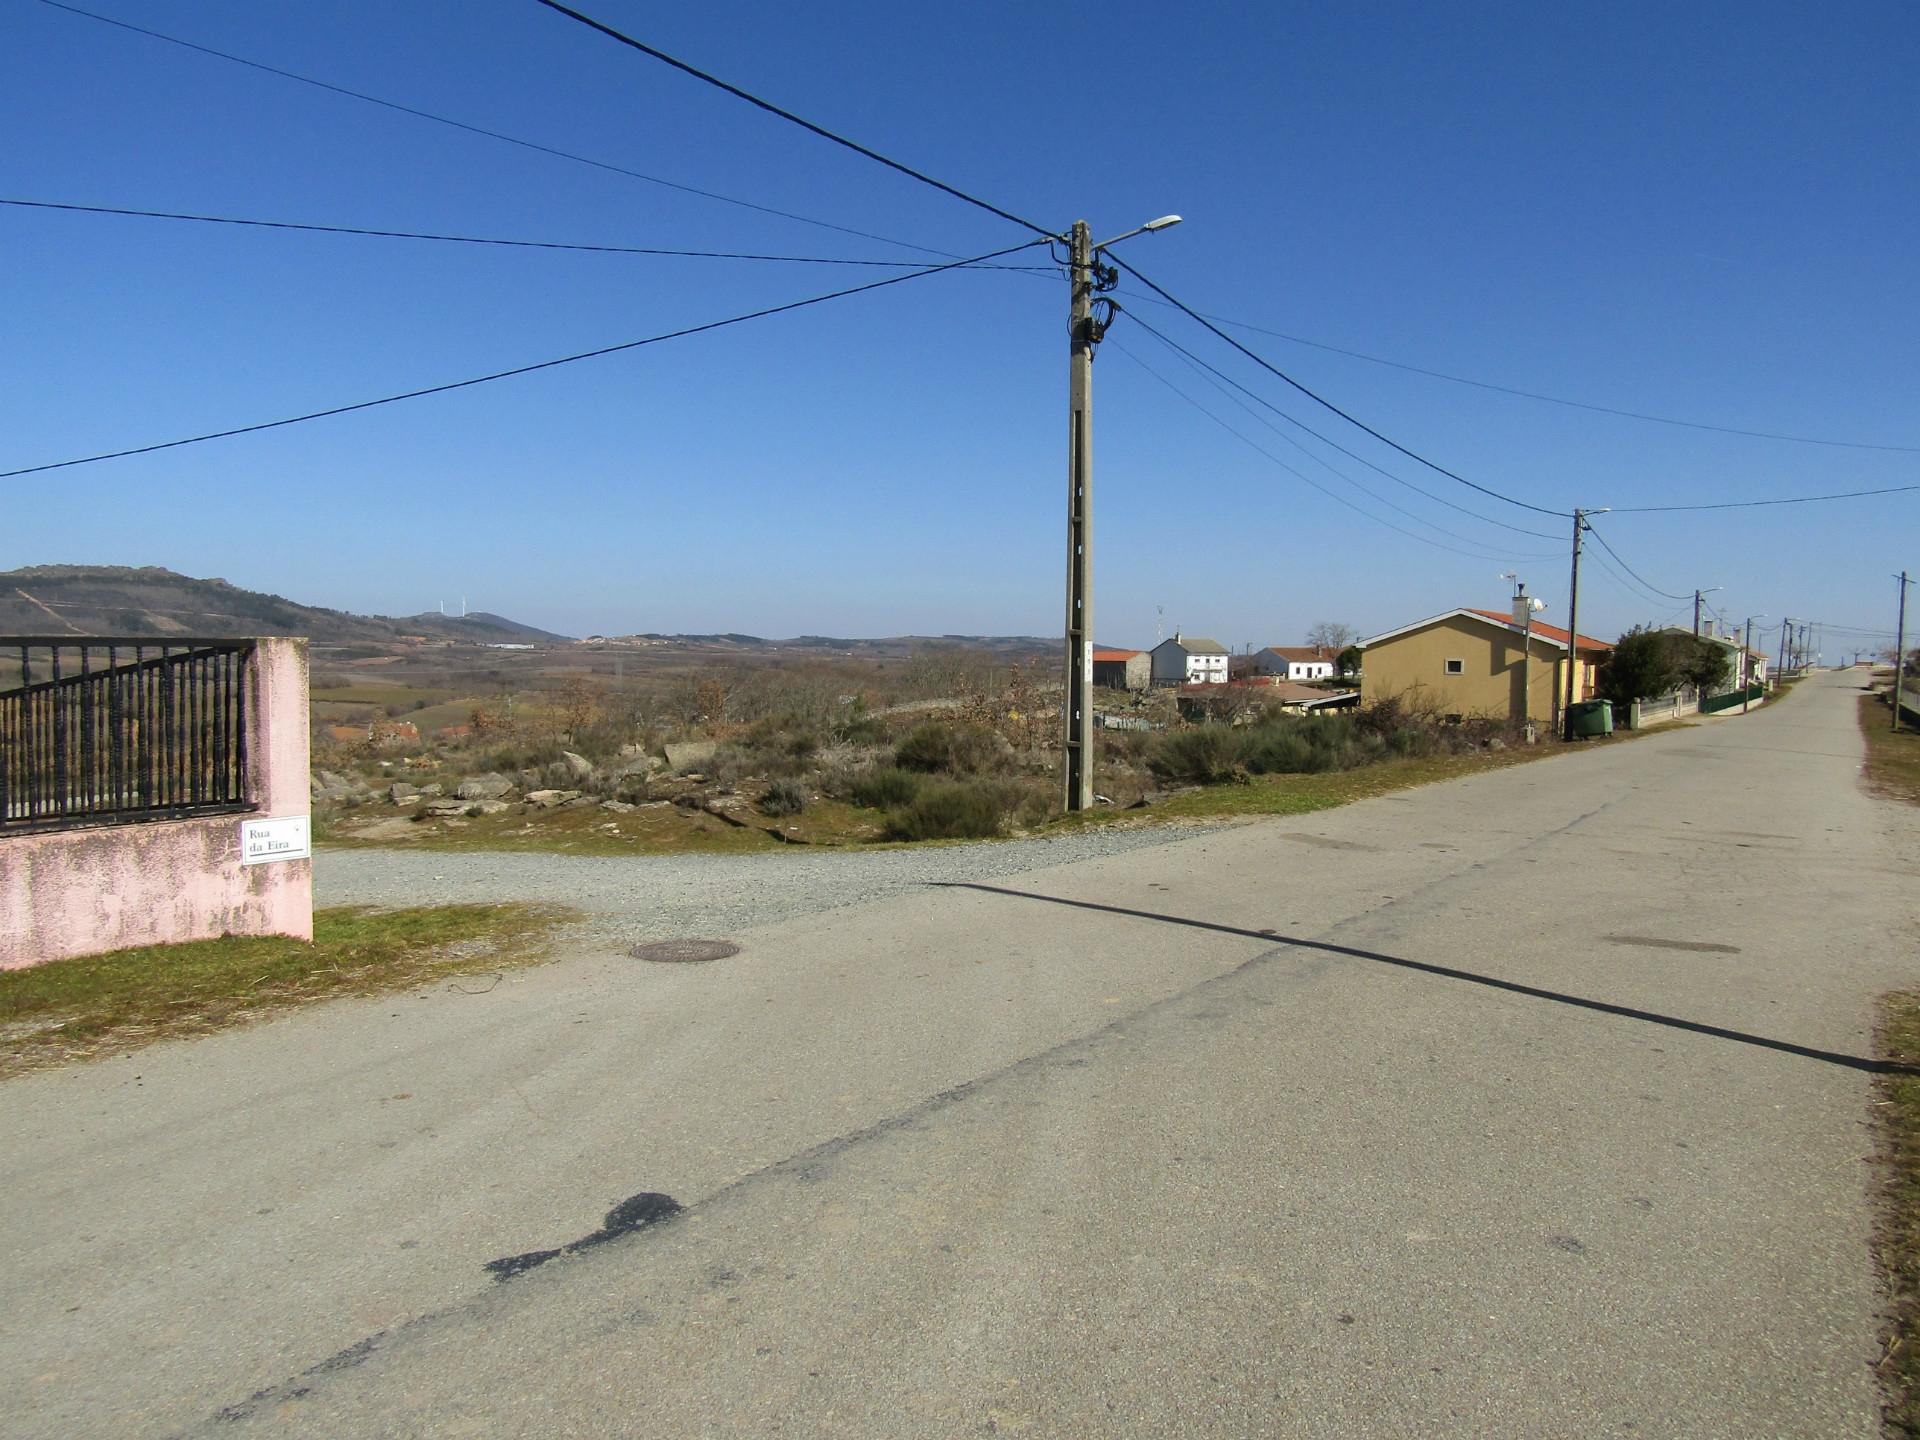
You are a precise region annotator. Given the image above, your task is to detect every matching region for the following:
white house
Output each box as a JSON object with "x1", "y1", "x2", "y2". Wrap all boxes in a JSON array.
[
  {"x1": 1150, "y1": 634, "x2": 1229, "y2": 685},
  {"x1": 1249, "y1": 645, "x2": 1339, "y2": 682}
]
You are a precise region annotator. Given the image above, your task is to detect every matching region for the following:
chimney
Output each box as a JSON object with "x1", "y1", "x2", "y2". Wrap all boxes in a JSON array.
[{"x1": 1511, "y1": 587, "x2": 1530, "y2": 628}]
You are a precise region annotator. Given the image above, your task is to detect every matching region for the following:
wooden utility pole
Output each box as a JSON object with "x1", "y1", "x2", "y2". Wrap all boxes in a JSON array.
[
  {"x1": 1896, "y1": 572, "x2": 1912, "y2": 734},
  {"x1": 1062, "y1": 219, "x2": 1095, "y2": 811},
  {"x1": 1562, "y1": 508, "x2": 1595, "y2": 738}
]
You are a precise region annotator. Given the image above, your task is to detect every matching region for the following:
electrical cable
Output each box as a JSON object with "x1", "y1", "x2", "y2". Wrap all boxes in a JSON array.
[
  {"x1": 1608, "y1": 484, "x2": 1920, "y2": 512},
  {"x1": 1125, "y1": 296, "x2": 1920, "y2": 454},
  {"x1": 1107, "y1": 255, "x2": 1569, "y2": 519},
  {"x1": 1582, "y1": 545, "x2": 1679, "y2": 613},
  {"x1": 1124, "y1": 325, "x2": 1559, "y2": 557},
  {"x1": 1582, "y1": 523, "x2": 1692, "y2": 601},
  {"x1": 1, "y1": 238, "x2": 1048, "y2": 479},
  {"x1": 1125, "y1": 309, "x2": 1563, "y2": 543},
  {"x1": 530, "y1": 0, "x2": 1055, "y2": 240},
  {"x1": 1110, "y1": 340, "x2": 1551, "y2": 564},
  {"x1": 0, "y1": 197, "x2": 1052, "y2": 269},
  {"x1": 33, "y1": 0, "x2": 960, "y2": 259}
]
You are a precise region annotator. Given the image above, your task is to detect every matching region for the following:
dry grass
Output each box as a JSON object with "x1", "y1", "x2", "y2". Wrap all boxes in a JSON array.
[
  {"x1": 1874, "y1": 994, "x2": 1920, "y2": 1435},
  {"x1": 1861, "y1": 695, "x2": 1920, "y2": 807},
  {"x1": 0, "y1": 903, "x2": 573, "y2": 1080}
]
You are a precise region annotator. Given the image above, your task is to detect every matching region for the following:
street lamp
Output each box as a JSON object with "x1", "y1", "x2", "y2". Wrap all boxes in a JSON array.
[{"x1": 1061, "y1": 213, "x2": 1183, "y2": 813}]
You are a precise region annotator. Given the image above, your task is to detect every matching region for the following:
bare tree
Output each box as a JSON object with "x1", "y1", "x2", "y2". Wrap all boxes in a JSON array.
[{"x1": 1306, "y1": 621, "x2": 1357, "y2": 651}]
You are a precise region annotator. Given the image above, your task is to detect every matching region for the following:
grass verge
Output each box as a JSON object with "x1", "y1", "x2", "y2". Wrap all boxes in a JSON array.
[
  {"x1": 1874, "y1": 994, "x2": 1920, "y2": 1434},
  {"x1": 1861, "y1": 695, "x2": 1920, "y2": 807},
  {"x1": 1057, "y1": 730, "x2": 1662, "y2": 828},
  {"x1": 0, "y1": 903, "x2": 574, "y2": 1081}
]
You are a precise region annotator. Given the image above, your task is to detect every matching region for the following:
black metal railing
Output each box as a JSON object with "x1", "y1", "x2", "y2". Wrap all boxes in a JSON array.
[{"x1": 0, "y1": 638, "x2": 257, "y2": 834}]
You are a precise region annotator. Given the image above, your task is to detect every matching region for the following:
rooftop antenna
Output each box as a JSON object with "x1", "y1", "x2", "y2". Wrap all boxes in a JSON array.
[{"x1": 1156, "y1": 605, "x2": 1164, "y2": 644}]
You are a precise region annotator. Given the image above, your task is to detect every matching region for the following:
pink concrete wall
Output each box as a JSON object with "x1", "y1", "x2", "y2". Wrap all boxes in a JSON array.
[{"x1": 0, "y1": 637, "x2": 313, "y2": 969}]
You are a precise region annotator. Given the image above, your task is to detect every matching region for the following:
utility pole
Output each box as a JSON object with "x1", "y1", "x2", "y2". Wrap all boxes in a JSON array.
[
  {"x1": 1777, "y1": 616, "x2": 1790, "y2": 680},
  {"x1": 1562, "y1": 508, "x2": 1605, "y2": 738},
  {"x1": 1062, "y1": 219, "x2": 1095, "y2": 811},
  {"x1": 1692, "y1": 586, "x2": 1722, "y2": 638},
  {"x1": 1741, "y1": 615, "x2": 1763, "y2": 713},
  {"x1": 1058, "y1": 213, "x2": 1182, "y2": 811},
  {"x1": 1896, "y1": 571, "x2": 1912, "y2": 734}
]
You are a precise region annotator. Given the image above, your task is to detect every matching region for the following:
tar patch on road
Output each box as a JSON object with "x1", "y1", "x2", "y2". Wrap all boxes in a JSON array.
[
  {"x1": 486, "y1": 1191, "x2": 685, "y2": 1281},
  {"x1": 1603, "y1": 934, "x2": 1742, "y2": 955}
]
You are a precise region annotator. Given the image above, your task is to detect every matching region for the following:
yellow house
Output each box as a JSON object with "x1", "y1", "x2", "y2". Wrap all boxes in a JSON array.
[{"x1": 1359, "y1": 607, "x2": 1612, "y2": 727}]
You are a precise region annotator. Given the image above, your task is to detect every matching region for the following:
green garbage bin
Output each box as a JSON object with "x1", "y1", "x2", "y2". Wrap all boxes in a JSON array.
[{"x1": 1568, "y1": 699, "x2": 1614, "y2": 738}]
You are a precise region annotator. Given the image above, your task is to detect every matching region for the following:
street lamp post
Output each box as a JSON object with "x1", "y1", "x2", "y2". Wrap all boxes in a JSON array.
[{"x1": 1061, "y1": 214, "x2": 1181, "y2": 812}]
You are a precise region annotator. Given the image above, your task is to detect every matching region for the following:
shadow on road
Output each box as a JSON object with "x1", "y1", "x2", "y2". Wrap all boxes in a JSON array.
[{"x1": 936, "y1": 882, "x2": 1913, "y2": 1076}]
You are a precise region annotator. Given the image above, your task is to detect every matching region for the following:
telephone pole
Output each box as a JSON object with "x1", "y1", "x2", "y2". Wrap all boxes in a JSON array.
[
  {"x1": 1062, "y1": 220, "x2": 1095, "y2": 811},
  {"x1": 1562, "y1": 508, "x2": 1606, "y2": 738},
  {"x1": 1059, "y1": 214, "x2": 1182, "y2": 812},
  {"x1": 1896, "y1": 571, "x2": 1912, "y2": 734},
  {"x1": 1692, "y1": 587, "x2": 1722, "y2": 637}
]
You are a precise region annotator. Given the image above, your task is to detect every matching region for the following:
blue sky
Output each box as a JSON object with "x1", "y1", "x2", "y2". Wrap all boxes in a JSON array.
[{"x1": 4, "y1": 0, "x2": 1915, "y2": 657}]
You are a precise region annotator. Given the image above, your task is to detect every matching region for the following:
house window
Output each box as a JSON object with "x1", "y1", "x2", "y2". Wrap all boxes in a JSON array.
[{"x1": 1444, "y1": 658, "x2": 1464, "y2": 675}]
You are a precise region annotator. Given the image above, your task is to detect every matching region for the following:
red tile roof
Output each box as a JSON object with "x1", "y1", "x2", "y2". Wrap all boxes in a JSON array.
[
  {"x1": 1465, "y1": 609, "x2": 1612, "y2": 652},
  {"x1": 1092, "y1": 648, "x2": 1141, "y2": 661}
]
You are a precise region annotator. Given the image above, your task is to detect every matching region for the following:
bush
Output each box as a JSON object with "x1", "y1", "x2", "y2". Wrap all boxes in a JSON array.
[
  {"x1": 894, "y1": 721, "x2": 1004, "y2": 775},
  {"x1": 1243, "y1": 727, "x2": 1334, "y2": 774},
  {"x1": 851, "y1": 766, "x2": 924, "y2": 809},
  {"x1": 884, "y1": 779, "x2": 1009, "y2": 840},
  {"x1": 760, "y1": 778, "x2": 809, "y2": 816},
  {"x1": 1148, "y1": 727, "x2": 1246, "y2": 784}
]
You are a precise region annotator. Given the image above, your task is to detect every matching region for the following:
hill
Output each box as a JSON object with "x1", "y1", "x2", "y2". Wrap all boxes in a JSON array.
[{"x1": 0, "y1": 566, "x2": 571, "y2": 644}]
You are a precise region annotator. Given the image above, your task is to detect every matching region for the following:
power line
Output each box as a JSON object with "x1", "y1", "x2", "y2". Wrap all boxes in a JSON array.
[
  {"x1": 1, "y1": 238, "x2": 1048, "y2": 479},
  {"x1": 1125, "y1": 310, "x2": 1563, "y2": 543},
  {"x1": 34, "y1": 0, "x2": 958, "y2": 259},
  {"x1": 1111, "y1": 341, "x2": 1551, "y2": 564},
  {"x1": 1140, "y1": 300, "x2": 1920, "y2": 455},
  {"x1": 530, "y1": 0, "x2": 1055, "y2": 240},
  {"x1": 1122, "y1": 326, "x2": 1558, "y2": 556},
  {"x1": 1, "y1": 197, "x2": 1051, "y2": 269},
  {"x1": 1108, "y1": 255, "x2": 1568, "y2": 519},
  {"x1": 1583, "y1": 523, "x2": 1692, "y2": 601},
  {"x1": 1608, "y1": 484, "x2": 1920, "y2": 513}
]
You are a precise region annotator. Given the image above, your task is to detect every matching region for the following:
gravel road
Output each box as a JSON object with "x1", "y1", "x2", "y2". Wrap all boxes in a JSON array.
[{"x1": 315, "y1": 822, "x2": 1219, "y2": 946}]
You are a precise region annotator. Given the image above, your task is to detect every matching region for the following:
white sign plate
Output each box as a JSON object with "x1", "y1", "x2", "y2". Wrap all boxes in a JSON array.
[{"x1": 240, "y1": 815, "x2": 312, "y2": 865}]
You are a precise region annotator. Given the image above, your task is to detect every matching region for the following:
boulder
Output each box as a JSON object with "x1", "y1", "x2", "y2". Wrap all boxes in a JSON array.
[
  {"x1": 388, "y1": 782, "x2": 420, "y2": 804},
  {"x1": 466, "y1": 799, "x2": 511, "y2": 816},
  {"x1": 601, "y1": 800, "x2": 637, "y2": 814},
  {"x1": 422, "y1": 797, "x2": 471, "y2": 816},
  {"x1": 524, "y1": 789, "x2": 583, "y2": 809},
  {"x1": 664, "y1": 740, "x2": 717, "y2": 771},
  {"x1": 456, "y1": 774, "x2": 516, "y2": 801},
  {"x1": 617, "y1": 754, "x2": 663, "y2": 777},
  {"x1": 418, "y1": 783, "x2": 445, "y2": 797},
  {"x1": 561, "y1": 751, "x2": 597, "y2": 784}
]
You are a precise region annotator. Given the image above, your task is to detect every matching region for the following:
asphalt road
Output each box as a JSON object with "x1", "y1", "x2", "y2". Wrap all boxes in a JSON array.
[{"x1": 4, "y1": 670, "x2": 1915, "y2": 1438}]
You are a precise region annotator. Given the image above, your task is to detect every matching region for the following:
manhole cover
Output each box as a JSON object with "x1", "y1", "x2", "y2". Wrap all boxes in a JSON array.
[{"x1": 629, "y1": 939, "x2": 739, "y2": 964}]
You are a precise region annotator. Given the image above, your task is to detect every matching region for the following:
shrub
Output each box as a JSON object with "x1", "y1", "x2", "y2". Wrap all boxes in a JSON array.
[
  {"x1": 1243, "y1": 728, "x2": 1332, "y2": 774},
  {"x1": 1148, "y1": 727, "x2": 1246, "y2": 784},
  {"x1": 894, "y1": 721, "x2": 1004, "y2": 775},
  {"x1": 885, "y1": 779, "x2": 1008, "y2": 840},
  {"x1": 851, "y1": 767, "x2": 924, "y2": 809},
  {"x1": 760, "y1": 778, "x2": 809, "y2": 817}
]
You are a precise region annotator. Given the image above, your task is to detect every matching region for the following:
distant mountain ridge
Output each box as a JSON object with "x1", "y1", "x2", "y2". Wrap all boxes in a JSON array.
[
  {"x1": 0, "y1": 566, "x2": 1057, "y2": 656},
  {"x1": 0, "y1": 566, "x2": 572, "y2": 644}
]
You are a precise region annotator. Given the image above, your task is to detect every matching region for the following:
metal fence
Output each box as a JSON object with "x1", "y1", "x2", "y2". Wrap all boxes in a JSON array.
[
  {"x1": 1700, "y1": 683, "x2": 1765, "y2": 714},
  {"x1": 0, "y1": 638, "x2": 256, "y2": 834}
]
